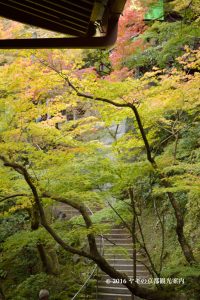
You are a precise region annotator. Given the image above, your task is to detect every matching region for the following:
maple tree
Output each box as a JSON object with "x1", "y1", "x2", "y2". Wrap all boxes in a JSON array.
[
  {"x1": 0, "y1": 42, "x2": 199, "y2": 299},
  {"x1": 0, "y1": 4, "x2": 200, "y2": 299}
]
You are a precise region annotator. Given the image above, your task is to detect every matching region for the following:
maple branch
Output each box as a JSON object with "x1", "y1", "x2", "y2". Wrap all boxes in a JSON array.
[
  {"x1": 129, "y1": 104, "x2": 155, "y2": 165},
  {"x1": 42, "y1": 192, "x2": 99, "y2": 257},
  {"x1": 0, "y1": 193, "x2": 28, "y2": 203},
  {"x1": 35, "y1": 56, "x2": 130, "y2": 108},
  {"x1": 65, "y1": 76, "x2": 130, "y2": 108},
  {"x1": 107, "y1": 201, "x2": 132, "y2": 233},
  {"x1": 0, "y1": 155, "x2": 94, "y2": 260},
  {"x1": 136, "y1": 258, "x2": 154, "y2": 279}
]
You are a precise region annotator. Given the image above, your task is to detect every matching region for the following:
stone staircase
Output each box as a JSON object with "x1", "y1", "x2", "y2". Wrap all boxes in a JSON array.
[
  {"x1": 95, "y1": 227, "x2": 148, "y2": 300},
  {"x1": 53, "y1": 205, "x2": 149, "y2": 300}
]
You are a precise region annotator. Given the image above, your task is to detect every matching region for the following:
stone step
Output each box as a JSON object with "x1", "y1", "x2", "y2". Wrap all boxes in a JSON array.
[
  {"x1": 103, "y1": 244, "x2": 136, "y2": 248},
  {"x1": 116, "y1": 268, "x2": 146, "y2": 273},
  {"x1": 103, "y1": 254, "x2": 144, "y2": 261},
  {"x1": 97, "y1": 242, "x2": 133, "y2": 247},
  {"x1": 103, "y1": 253, "x2": 134, "y2": 258},
  {"x1": 100, "y1": 265, "x2": 146, "y2": 272},
  {"x1": 97, "y1": 235, "x2": 131, "y2": 239},
  {"x1": 106, "y1": 229, "x2": 131, "y2": 234},
  {"x1": 98, "y1": 278, "x2": 150, "y2": 289},
  {"x1": 103, "y1": 249, "x2": 139, "y2": 256},
  {"x1": 104, "y1": 232, "x2": 130, "y2": 235},
  {"x1": 106, "y1": 262, "x2": 144, "y2": 267},
  {"x1": 99, "y1": 275, "x2": 150, "y2": 282},
  {"x1": 97, "y1": 240, "x2": 132, "y2": 245},
  {"x1": 97, "y1": 286, "x2": 131, "y2": 295},
  {"x1": 105, "y1": 259, "x2": 143, "y2": 264},
  {"x1": 102, "y1": 234, "x2": 131, "y2": 238},
  {"x1": 95, "y1": 292, "x2": 141, "y2": 300},
  {"x1": 97, "y1": 280, "x2": 137, "y2": 288}
]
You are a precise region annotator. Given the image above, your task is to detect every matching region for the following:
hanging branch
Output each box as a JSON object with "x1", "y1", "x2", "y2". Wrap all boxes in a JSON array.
[
  {"x1": 129, "y1": 105, "x2": 155, "y2": 165},
  {"x1": 136, "y1": 258, "x2": 155, "y2": 279},
  {"x1": 130, "y1": 188, "x2": 137, "y2": 283},
  {"x1": 0, "y1": 193, "x2": 28, "y2": 203},
  {"x1": 128, "y1": 188, "x2": 160, "y2": 278},
  {"x1": 34, "y1": 56, "x2": 130, "y2": 108},
  {"x1": 0, "y1": 155, "x2": 95, "y2": 260},
  {"x1": 42, "y1": 192, "x2": 99, "y2": 256},
  {"x1": 153, "y1": 197, "x2": 165, "y2": 275},
  {"x1": 107, "y1": 201, "x2": 132, "y2": 233}
]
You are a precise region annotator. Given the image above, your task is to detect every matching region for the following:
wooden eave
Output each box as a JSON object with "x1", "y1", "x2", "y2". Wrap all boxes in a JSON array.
[{"x1": 0, "y1": 0, "x2": 127, "y2": 49}]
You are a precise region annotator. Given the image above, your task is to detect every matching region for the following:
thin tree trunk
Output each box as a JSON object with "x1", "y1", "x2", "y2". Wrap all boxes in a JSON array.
[
  {"x1": 30, "y1": 204, "x2": 40, "y2": 230},
  {"x1": 130, "y1": 104, "x2": 196, "y2": 265},
  {"x1": 131, "y1": 191, "x2": 137, "y2": 300},
  {"x1": 173, "y1": 133, "x2": 179, "y2": 164},
  {"x1": 30, "y1": 205, "x2": 60, "y2": 274},
  {"x1": 37, "y1": 243, "x2": 58, "y2": 275},
  {"x1": 153, "y1": 197, "x2": 165, "y2": 275}
]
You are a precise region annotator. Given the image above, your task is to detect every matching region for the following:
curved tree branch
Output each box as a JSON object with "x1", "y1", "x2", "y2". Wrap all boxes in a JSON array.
[
  {"x1": 35, "y1": 56, "x2": 130, "y2": 108},
  {"x1": 0, "y1": 155, "x2": 186, "y2": 299},
  {"x1": 0, "y1": 193, "x2": 28, "y2": 203},
  {"x1": 0, "y1": 155, "x2": 94, "y2": 260},
  {"x1": 42, "y1": 192, "x2": 99, "y2": 257}
]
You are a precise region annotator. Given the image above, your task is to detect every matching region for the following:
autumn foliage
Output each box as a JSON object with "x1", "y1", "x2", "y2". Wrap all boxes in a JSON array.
[
  {"x1": 0, "y1": 2, "x2": 200, "y2": 299},
  {"x1": 110, "y1": 0, "x2": 146, "y2": 70}
]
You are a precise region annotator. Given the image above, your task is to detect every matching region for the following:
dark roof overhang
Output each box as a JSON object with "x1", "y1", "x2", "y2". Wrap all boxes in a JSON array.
[{"x1": 0, "y1": 0, "x2": 127, "y2": 49}]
